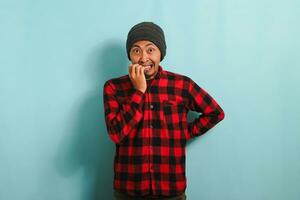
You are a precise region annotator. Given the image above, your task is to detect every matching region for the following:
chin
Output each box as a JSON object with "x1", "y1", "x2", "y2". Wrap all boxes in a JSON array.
[
  {"x1": 145, "y1": 71, "x2": 157, "y2": 80},
  {"x1": 144, "y1": 74, "x2": 150, "y2": 77}
]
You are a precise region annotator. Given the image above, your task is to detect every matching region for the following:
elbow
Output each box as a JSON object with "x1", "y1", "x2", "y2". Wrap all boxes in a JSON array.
[
  {"x1": 218, "y1": 109, "x2": 225, "y2": 121},
  {"x1": 107, "y1": 125, "x2": 124, "y2": 145},
  {"x1": 109, "y1": 133, "x2": 122, "y2": 145}
]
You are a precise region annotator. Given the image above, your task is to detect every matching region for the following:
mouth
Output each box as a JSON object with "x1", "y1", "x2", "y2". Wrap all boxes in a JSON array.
[{"x1": 143, "y1": 64, "x2": 154, "y2": 72}]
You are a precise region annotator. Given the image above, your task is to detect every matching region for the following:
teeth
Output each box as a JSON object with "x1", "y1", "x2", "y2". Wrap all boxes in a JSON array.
[{"x1": 142, "y1": 64, "x2": 153, "y2": 71}]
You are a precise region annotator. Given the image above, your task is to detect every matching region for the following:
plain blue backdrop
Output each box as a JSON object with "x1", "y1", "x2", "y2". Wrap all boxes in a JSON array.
[{"x1": 0, "y1": 0, "x2": 299, "y2": 199}]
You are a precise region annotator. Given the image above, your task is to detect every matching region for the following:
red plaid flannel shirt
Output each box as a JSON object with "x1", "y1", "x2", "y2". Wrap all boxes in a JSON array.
[{"x1": 103, "y1": 66, "x2": 225, "y2": 197}]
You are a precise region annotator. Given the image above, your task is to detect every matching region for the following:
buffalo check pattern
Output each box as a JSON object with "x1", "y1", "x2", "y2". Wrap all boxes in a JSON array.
[{"x1": 103, "y1": 65, "x2": 225, "y2": 197}]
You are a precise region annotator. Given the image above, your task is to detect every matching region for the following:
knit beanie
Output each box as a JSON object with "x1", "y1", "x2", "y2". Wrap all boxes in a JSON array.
[{"x1": 126, "y1": 22, "x2": 166, "y2": 61}]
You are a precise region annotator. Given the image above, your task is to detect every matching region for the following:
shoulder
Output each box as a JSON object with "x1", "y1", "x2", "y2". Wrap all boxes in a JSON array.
[
  {"x1": 162, "y1": 69, "x2": 192, "y2": 83},
  {"x1": 103, "y1": 74, "x2": 130, "y2": 89}
]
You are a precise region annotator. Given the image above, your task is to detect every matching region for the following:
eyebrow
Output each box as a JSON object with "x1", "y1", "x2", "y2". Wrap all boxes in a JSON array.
[{"x1": 131, "y1": 43, "x2": 155, "y2": 48}]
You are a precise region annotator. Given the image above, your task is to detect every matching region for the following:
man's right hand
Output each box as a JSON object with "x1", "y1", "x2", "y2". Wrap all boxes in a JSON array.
[{"x1": 128, "y1": 64, "x2": 149, "y2": 93}]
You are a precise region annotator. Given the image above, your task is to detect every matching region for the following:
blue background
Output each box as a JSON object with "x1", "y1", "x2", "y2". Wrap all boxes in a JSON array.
[{"x1": 0, "y1": 0, "x2": 299, "y2": 199}]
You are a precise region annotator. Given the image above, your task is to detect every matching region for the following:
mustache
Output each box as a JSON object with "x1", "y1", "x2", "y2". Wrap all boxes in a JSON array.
[{"x1": 139, "y1": 63, "x2": 154, "y2": 67}]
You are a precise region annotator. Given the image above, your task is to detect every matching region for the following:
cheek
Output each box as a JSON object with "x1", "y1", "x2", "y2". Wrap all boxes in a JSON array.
[
  {"x1": 154, "y1": 54, "x2": 161, "y2": 63},
  {"x1": 129, "y1": 54, "x2": 139, "y2": 62},
  {"x1": 131, "y1": 59, "x2": 139, "y2": 64}
]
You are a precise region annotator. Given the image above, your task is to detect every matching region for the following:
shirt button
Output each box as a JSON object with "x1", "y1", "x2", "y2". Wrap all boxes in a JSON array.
[
  {"x1": 150, "y1": 104, "x2": 154, "y2": 109},
  {"x1": 150, "y1": 165, "x2": 154, "y2": 171},
  {"x1": 149, "y1": 124, "x2": 153, "y2": 128}
]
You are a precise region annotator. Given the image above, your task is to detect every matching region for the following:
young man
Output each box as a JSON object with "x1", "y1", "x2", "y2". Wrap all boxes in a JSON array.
[{"x1": 103, "y1": 22, "x2": 225, "y2": 200}]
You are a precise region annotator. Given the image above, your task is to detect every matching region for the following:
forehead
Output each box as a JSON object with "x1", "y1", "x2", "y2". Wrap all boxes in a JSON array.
[{"x1": 131, "y1": 40, "x2": 158, "y2": 48}]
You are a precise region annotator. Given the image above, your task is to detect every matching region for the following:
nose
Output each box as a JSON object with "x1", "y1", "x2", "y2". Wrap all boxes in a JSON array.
[{"x1": 139, "y1": 50, "x2": 149, "y2": 64}]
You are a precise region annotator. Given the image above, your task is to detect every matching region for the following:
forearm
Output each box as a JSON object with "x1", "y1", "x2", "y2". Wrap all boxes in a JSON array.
[
  {"x1": 187, "y1": 79, "x2": 225, "y2": 138},
  {"x1": 103, "y1": 82, "x2": 145, "y2": 144},
  {"x1": 188, "y1": 103, "x2": 224, "y2": 138}
]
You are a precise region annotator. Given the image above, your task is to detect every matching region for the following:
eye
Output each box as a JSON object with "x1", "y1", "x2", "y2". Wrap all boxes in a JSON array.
[
  {"x1": 148, "y1": 48, "x2": 154, "y2": 53},
  {"x1": 130, "y1": 48, "x2": 140, "y2": 54}
]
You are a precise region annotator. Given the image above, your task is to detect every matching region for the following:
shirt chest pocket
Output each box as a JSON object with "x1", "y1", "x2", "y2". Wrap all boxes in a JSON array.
[
  {"x1": 162, "y1": 99, "x2": 185, "y2": 112},
  {"x1": 161, "y1": 100, "x2": 187, "y2": 131}
]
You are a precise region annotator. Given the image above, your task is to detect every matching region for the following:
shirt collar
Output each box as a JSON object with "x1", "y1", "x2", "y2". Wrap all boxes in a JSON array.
[
  {"x1": 145, "y1": 65, "x2": 165, "y2": 83},
  {"x1": 154, "y1": 65, "x2": 164, "y2": 79}
]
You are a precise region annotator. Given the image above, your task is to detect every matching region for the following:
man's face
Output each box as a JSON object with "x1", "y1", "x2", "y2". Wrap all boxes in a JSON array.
[{"x1": 129, "y1": 40, "x2": 161, "y2": 80}]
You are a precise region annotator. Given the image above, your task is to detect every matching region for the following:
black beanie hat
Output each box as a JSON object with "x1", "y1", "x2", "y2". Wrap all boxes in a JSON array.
[{"x1": 126, "y1": 22, "x2": 166, "y2": 61}]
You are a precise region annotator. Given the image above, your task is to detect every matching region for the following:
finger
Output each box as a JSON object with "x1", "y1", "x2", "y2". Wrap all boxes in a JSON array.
[
  {"x1": 131, "y1": 64, "x2": 137, "y2": 78},
  {"x1": 128, "y1": 64, "x2": 132, "y2": 74},
  {"x1": 135, "y1": 65, "x2": 141, "y2": 75},
  {"x1": 140, "y1": 66, "x2": 145, "y2": 76}
]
